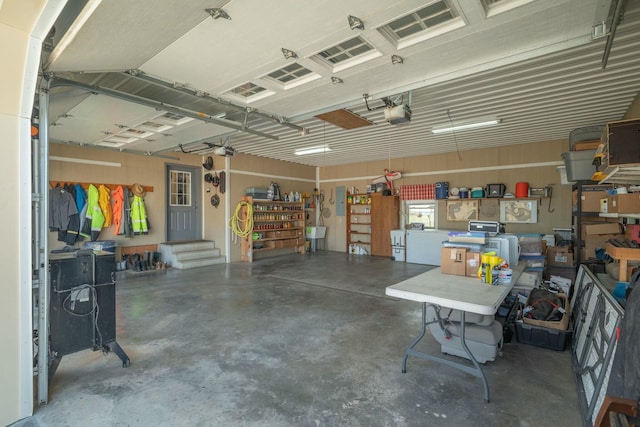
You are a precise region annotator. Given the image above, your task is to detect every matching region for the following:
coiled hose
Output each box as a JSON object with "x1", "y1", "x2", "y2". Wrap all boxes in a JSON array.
[{"x1": 229, "y1": 200, "x2": 253, "y2": 239}]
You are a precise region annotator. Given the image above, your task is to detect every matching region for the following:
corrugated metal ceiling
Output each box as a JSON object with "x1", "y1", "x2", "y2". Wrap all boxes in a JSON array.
[{"x1": 43, "y1": 0, "x2": 640, "y2": 166}]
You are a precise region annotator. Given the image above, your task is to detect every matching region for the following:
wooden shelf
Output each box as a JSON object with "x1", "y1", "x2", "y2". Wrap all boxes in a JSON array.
[
  {"x1": 600, "y1": 212, "x2": 640, "y2": 219},
  {"x1": 345, "y1": 193, "x2": 398, "y2": 256},
  {"x1": 240, "y1": 197, "x2": 305, "y2": 262},
  {"x1": 50, "y1": 181, "x2": 154, "y2": 193},
  {"x1": 254, "y1": 236, "x2": 301, "y2": 242}
]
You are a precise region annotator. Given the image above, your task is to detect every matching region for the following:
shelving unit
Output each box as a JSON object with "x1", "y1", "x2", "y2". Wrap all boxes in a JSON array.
[
  {"x1": 347, "y1": 195, "x2": 372, "y2": 254},
  {"x1": 572, "y1": 181, "x2": 615, "y2": 266},
  {"x1": 240, "y1": 197, "x2": 305, "y2": 262},
  {"x1": 346, "y1": 193, "x2": 399, "y2": 257}
]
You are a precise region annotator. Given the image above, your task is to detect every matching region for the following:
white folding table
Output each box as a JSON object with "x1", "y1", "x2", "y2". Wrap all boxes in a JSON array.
[{"x1": 386, "y1": 265, "x2": 523, "y2": 402}]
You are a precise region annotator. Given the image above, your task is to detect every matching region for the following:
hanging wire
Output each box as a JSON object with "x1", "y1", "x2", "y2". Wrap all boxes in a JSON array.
[
  {"x1": 387, "y1": 123, "x2": 392, "y2": 171},
  {"x1": 446, "y1": 109, "x2": 463, "y2": 161}
]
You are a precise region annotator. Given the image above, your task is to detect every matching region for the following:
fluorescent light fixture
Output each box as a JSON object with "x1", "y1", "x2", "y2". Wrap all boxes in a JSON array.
[
  {"x1": 431, "y1": 118, "x2": 501, "y2": 134},
  {"x1": 294, "y1": 145, "x2": 331, "y2": 156}
]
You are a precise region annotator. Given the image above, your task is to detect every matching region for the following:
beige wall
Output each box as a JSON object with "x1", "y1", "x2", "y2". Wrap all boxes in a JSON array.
[
  {"x1": 48, "y1": 148, "x2": 317, "y2": 263},
  {"x1": 624, "y1": 91, "x2": 640, "y2": 119},
  {"x1": 320, "y1": 139, "x2": 573, "y2": 252},
  {"x1": 228, "y1": 154, "x2": 316, "y2": 261},
  {"x1": 49, "y1": 144, "x2": 229, "y2": 254}
]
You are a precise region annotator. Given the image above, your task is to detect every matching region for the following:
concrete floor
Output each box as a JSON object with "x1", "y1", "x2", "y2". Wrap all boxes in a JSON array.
[{"x1": 16, "y1": 251, "x2": 582, "y2": 426}]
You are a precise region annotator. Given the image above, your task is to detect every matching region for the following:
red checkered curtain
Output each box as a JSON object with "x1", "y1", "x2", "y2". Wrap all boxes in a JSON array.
[{"x1": 400, "y1": 184, "x2": 436, "y2": 200}]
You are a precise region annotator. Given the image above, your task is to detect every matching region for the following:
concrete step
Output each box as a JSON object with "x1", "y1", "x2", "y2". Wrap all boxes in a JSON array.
[
  {"x1": 173, "y1": 248, "x2": 221, "y2": 262},
  {"x1": 159, "y1": 240, "x2": 224, "y2": 270},
  {"x1": 173, "y1": 256, "x2": 226, "y2": 269},
  {"x1": 161, "y1": 240, "x2": 216, "y2": 253}
]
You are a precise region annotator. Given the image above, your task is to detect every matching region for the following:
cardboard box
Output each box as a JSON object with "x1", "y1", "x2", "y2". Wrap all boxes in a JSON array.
[
  {"x1": 582, "y1": 233, "x2": 624, "y2": 259},
  {"x1": 465, "y1": 252, "x2": 481, "y2": 277},
  {"x1": 607, "y1": 193, "x2": 640, "y2": 213},
  {"x1": 584, "y1": 222, "x2": 622, "y2": 235},
  {"x1": 523, "y1": 292, "x2": 570, "y2": 331},
  {"x1": 441, "y1": 247, "x2": 467, "y2": 276},
  {"x1": 546, "y1": 246, "x2": 573, "y2": 267},
  {"x1": 575, "y1": 190, "x2": 610, "y2": 212},
  {"x1": 572, "y1": 140, "x2": 600, "y2": 151}
]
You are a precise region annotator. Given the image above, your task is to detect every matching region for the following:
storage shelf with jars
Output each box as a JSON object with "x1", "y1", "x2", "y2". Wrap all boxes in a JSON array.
[
  {"x1": 240, "y1": 197, "x2": 305, "y2": 262},
  {"x1": 346, "y1": 192, "x2": 399, "y2": 257}
]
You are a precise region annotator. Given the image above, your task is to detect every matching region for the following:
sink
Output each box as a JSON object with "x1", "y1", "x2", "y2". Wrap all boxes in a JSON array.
[{"x1": 306, "y1": 226, "x2": 326, "y2": 239}]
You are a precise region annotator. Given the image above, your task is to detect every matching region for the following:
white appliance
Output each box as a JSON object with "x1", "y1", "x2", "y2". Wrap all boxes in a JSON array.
[
  {"x1": 390, "y1": 229, "x2": 405, "y2": 262},
  {"x1": 384, "y1": 104, "x2": 411, "y2": 124},
  {"x1": 406, "y1": 229, "x2": 450, "y2": 265}
]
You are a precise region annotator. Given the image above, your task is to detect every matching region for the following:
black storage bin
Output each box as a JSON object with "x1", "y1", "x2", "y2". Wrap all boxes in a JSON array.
[
  {"x1": 485, "y1": 183, "x2": 506, "y2": 198},
  {"x1": 515, "y1": 321, "x2": 572, "y2": 351}
]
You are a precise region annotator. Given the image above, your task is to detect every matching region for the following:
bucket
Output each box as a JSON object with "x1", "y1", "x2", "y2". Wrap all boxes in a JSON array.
[
  {"x1": 498, "y1": 268, "x2": 513, "y2": 284},
  {"x1": 515, "y1": 182, "x2": 529, "y2": 198},
  {"x1": 459, "y1": 187, "x2": 469, "y2": 198},
  {"x1": 435, "y1": 182, "x2": 449, "y2": 199}
]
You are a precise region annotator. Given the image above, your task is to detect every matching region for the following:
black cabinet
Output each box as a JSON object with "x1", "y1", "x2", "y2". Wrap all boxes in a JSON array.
[{"x1": 49, "y1": 251, "x2": 129, "y2": 367}]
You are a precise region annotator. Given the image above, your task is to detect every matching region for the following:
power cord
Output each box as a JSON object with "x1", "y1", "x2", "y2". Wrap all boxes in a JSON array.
[{"x1": 62, "y1": 284, "x2": 103, "y2": 349}]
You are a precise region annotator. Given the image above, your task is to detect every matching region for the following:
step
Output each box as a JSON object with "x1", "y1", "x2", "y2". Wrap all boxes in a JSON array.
[
  {"x1": 160, "y1": 240, "x2": 216, "y2": 253},
  {"x1": 173, "y1": 248, "x2": 221, "y2": 261},
  {"x1": 173, "y1": 256, "x2": 226, "y2": 269},
  {"x1": 159, "y1": 240, "x2": 224, "y2": 270}
]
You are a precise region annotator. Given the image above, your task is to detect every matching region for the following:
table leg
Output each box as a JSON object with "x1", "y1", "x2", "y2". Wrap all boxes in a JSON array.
[
  {"x1": 402, "y1": 302, "x2": 428, "y2": 374},
  {"x1": 459, "y1": 311, "x2": 490, "y2": 403},
  {"x1": 400, "y1": 304, "x2": 491, "y2": 403}
]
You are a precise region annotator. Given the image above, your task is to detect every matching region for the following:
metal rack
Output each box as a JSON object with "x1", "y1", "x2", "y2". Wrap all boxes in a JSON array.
[{"x1": 572, "y1": 181, "x2": 615, "y2": 266}]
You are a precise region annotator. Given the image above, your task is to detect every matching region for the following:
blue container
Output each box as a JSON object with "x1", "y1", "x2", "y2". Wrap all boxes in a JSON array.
[{"x1": 435, "y1": 182, "x2": 449, "y2": 199}]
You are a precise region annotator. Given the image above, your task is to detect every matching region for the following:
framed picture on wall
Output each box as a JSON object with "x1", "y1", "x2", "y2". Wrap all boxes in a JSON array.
[
  {"x1": 446, "y1": 200, "x2": 479, "y2": 222},
  {"x1": 500, "y1": 199, "x2": 538, "y2": 223}
]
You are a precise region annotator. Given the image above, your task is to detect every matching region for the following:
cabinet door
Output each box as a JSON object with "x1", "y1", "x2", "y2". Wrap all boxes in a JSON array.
[{"x1": 371, "y1": 195, "x2": 400, "y2": 257}]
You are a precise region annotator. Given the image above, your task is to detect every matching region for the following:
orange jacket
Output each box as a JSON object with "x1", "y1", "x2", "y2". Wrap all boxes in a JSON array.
[{"x1": 111, "y1": 185, "x2": 124, "y2": 235}]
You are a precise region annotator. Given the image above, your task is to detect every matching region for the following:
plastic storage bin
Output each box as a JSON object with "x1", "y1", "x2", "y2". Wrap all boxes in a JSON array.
[
  {"x1": 561, "y1": 150, "x2": 597, "y2": 181},
  {"x1": 518, "y1": 234, "x2": 543, "y2": 256},
  {"x1": 515, "y1": 321, "x2": 572, "y2": 351}
]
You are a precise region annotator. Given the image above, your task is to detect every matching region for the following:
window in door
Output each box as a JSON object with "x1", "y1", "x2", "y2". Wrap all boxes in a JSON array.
[{"x1": 170, "y1": 170, "x2": 192, "y2": 206}]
